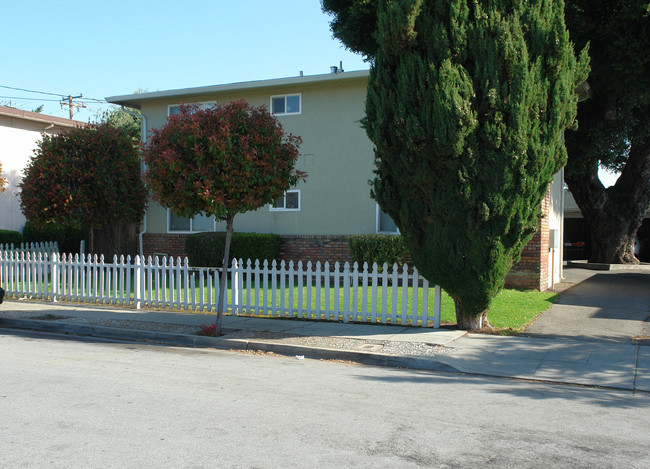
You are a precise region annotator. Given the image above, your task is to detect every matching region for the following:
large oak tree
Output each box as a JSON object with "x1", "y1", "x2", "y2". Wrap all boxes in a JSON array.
[{"x1": 563, "y1": 0, "x2": 650, "y2": 264}]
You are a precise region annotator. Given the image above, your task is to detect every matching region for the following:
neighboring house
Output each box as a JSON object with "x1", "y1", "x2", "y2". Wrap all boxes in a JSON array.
[
  {"x1": 0, "y1": 106, "x2": 84, "y2": 233},
  {"x1": 107, "y1": 69, "x2": 563, "y2": 291}
]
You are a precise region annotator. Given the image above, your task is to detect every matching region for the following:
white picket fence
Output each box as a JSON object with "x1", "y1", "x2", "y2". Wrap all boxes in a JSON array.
[
  {"x1": 0, "y1": 250, "x2": 442, "y2": 327},
  {"x1": 0, "y1": 242, "x2": 58, "y2": 257}
]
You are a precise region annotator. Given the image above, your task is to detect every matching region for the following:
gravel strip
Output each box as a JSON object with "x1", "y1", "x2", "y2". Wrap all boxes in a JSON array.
[
  {"x1": 0, "y1": 310, "x2": 453, "y2": 358},
  {"x1": 221, "y1": 330, "x2": 453, "y2": 357}
]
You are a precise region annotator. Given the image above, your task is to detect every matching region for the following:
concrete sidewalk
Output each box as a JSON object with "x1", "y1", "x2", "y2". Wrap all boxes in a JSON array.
[{"x1": 0, "y1": 266, "x2": 648, "y2": 392}]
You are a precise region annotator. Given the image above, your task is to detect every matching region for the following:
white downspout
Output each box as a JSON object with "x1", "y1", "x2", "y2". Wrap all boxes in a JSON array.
[
  {"x1": 554, "y1": 168, "x2": 566, "y2": 282},
  {"x1": 121, "y1": 106, "x2": 147, "y2": 257}
]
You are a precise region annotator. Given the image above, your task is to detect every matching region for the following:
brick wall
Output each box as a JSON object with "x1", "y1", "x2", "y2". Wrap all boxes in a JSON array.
[
  {"x1": 142, "y1": 189, "x2": 552, "y2": 291},
  {"x1": 142, "y1": 233, "x2": 187, "y2": 259},
  {"x1": 277, "y1": 235, "x2": 351, "y2": 265},
  {"x1": 504, "y1": 189, "x2": 551, "y2": 291},
  {"x1": 141, "y1": 233, "x2": 352, "y2": 264}
]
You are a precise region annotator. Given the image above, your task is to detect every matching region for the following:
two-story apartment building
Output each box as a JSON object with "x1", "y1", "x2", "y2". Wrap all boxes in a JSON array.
[{"x1": 107, "y1": 69, "x2": 564, "y2": 291}]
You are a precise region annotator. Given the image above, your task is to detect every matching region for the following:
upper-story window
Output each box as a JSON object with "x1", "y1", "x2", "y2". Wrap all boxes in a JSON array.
[
  {"x1": 270, "y1": 190, "x2": 300, "y2": 211},
  {"x1": 168, "y1": 101, "x2": 216, "y2": 116},
  {"x1": 271, "y1": 94, "x2": 301, "y2": 116}
]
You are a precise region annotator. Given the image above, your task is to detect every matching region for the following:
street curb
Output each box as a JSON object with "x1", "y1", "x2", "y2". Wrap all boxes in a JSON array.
[
  {"x1": 3, "y1": 318, "x2": 648, "y2": 392},
  {"x1": 0, "y1": 318, "x2": 460, "y2": 373}
]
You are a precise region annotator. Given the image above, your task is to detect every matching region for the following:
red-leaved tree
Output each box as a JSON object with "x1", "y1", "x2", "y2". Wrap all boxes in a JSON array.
[
  {"x1": 143, "y1": 100, "x2": 305, "y2": 335},
  {"x1": 20, "y1": 123, "x2": 147, "y2": 254}
]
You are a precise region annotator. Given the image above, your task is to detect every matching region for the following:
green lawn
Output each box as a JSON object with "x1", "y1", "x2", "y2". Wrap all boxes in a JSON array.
[
  {"x1": 149, "y1": 278, "x2": 558, "y2": 333},
  {"x1": 474, "y1": 289, "x2": 559, "y2": 334},
  {"x1": 7, "y1": 273, "x2": 558, "y2": 333}
]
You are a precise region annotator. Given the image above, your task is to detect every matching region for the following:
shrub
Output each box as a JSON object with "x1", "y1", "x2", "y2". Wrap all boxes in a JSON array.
[
  {"x1": 348, "y1": 234, "x2": 410, "y2": 269},
  {"x1": 185, "y1": 232, "x2": 226, "y2": 267},
  {"x1": 20, "y1": 123, "x2": 147, "y2": 232},
  {"x1": 0, "y1": 229, "x2": 23, "y2": 247},
  {"x1": 22, "y1": 221, "x2": 85, "y2": 254},
  {"x1": 186, "y1": 232, "x2": 282, "y2": 268}
]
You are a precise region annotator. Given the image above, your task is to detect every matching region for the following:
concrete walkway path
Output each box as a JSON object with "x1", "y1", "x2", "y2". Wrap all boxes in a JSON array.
[
  {"x1": 522, "y1": 265, "x2": 649, "y2": 342},
  {"x1": 1, "y1": 265, "x2": 648, "y2": 392}
]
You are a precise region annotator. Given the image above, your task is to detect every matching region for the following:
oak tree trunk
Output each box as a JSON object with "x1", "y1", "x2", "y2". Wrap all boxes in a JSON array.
[{"x1": 565, "y1": 137, "x2": 650, "y2": 265}]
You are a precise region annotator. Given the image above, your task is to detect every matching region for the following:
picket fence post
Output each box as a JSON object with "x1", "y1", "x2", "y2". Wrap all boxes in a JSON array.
[
  {"x1": 433, "y1": 284, "x2": 441, "y2": 329},
  {"x1": 134, "y1": 255, "x2": 142, "y2": 310},
  {"x1": 51, "y1": 252, "x2": 59, "y2": 302},
  {"x1": 231, "y1": 258, "x2": 240, "y2": 315}
]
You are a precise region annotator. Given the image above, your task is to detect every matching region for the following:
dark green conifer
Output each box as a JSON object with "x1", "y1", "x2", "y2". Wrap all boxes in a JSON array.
[{"x1": 365, "y1": 0, "x2": 588, "y2": 328}]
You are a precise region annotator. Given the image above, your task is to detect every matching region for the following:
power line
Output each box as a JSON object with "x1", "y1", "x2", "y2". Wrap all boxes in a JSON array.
[
  {"x1": 0, "y1": 84, "x2": 107, "y2": 104},
  {"x1": 0, "y1": 96, "x2": 106, "y2": 105},
  {"x1": 79, "y1": 96, "x2": 106, "y2": 103},
  {"x1": 0, "y1": 84, "x2": 65, "y2": 97},
  {"x1": 0, "y1": 96, "x2": 62, "y2": 102}
]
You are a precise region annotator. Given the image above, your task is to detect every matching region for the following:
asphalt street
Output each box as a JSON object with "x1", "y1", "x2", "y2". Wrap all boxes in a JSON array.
[{"x1": 1, "y1": 330, "x2": 648, "y2": 468}]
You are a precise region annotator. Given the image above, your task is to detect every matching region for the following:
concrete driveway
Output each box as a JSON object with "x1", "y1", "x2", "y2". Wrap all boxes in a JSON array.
[{"x1": 522, "y1": 265, "x2": 650, "y2": 342}]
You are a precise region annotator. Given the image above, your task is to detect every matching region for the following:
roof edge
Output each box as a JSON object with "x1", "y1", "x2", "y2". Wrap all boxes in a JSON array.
[
  {"x1": 106, "y1": 69, "x2": 370, "y2": 108},
  {"x1": 0, "y1": 105, "x2": 86, "y2": 128}
]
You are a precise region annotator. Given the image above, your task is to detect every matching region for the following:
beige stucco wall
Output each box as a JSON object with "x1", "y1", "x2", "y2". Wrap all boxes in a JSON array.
[{"x1": 140, "y1": 76, "x2": 378, "y2": 236}]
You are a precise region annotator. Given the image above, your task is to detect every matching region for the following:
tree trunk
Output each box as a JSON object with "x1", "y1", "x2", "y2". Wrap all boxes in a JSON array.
[
  {"x1": 453, "y1": 297, "x2": 491, "y2": 331},
  {"x1": 87, "y1": 227, "x2": 94, "y2": 256},
  {"x1": 565, "y1": 137, "x2": 650, "y2": 264},
  {"x1": 215, "y1": 214, "x2": 235, "y2": 337}
]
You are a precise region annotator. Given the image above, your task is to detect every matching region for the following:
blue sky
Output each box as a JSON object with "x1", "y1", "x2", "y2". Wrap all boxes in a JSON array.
[
  {"x1": 1, "y1": 0, "x2": 619, "y2": 187},
  {"x1": 1, "y1": 0, "x2": 368, "y2": 122}
]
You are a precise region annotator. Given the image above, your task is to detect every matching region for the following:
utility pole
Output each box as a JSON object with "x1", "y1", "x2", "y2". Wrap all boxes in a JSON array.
[{"x1": 60, "y1": 94, "x2": 86, "y2": 119}]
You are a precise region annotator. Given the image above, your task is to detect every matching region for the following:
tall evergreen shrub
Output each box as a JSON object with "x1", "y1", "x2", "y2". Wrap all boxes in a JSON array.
[{"x1": 365, "y1": 0, "x2": 588, "y2": 328}]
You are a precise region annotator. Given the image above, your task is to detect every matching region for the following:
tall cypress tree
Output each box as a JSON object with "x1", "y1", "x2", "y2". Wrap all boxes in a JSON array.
[{"x1": 365, "y1": 0, "x2": 588, "y2": 328}]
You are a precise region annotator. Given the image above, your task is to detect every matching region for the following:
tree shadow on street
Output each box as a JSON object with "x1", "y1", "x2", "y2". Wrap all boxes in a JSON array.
[{"x1": 353, "y1": 366, "x2": 649, "y2": 410}]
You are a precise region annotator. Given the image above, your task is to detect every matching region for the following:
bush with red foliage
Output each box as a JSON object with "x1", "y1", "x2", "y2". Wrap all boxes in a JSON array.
[
  {"x1": 20, "y1": 123, "x2": 147, "y2": 230},
  {"x1": 143, "y1": 100, "x2": 305, "y2": 335}
]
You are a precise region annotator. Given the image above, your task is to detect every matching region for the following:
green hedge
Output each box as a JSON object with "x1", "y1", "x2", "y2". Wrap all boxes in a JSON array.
[
  {"x1": 348, "y1": 234, "x2": 410, "y2": 268},
  {"x1": 22, "y1": 221, "x2": 85, "y2": 254},
  {"x1": 0, "y1": 229, "x2": 23, "y2": 247},
  {"x1": 186, "y1": 232, "x2": 282, "y2": 268}
]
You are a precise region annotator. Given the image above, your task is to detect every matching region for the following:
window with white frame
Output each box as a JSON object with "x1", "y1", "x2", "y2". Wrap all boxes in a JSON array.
[
  {"x1": 271, "y1": 94, "x2": 301, "y2": 115},
  {"x1": 270, "y1": 190, "x2": 300, "y2": 211},
  {"x1": 376, "y1": 205, "x2": 399, "y2": 234},
  {"x1": 168, "y1": 211, "x2": 216, "y2": 233},
  {"x1": 168, "y1": 101, "x2": 216, "y2": 116}
]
